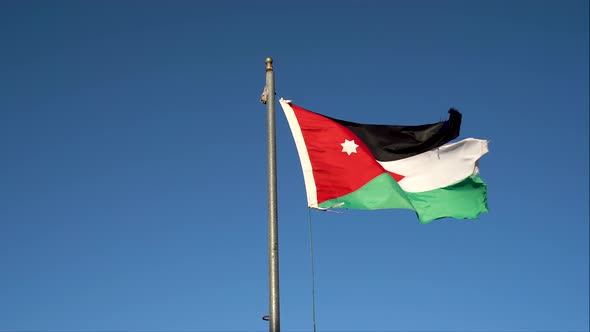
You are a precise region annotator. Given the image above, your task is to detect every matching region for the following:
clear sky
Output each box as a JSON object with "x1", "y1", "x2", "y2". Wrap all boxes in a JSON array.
[{"x1": 1, "y1": 1, "x2": 588, "y2": 331}]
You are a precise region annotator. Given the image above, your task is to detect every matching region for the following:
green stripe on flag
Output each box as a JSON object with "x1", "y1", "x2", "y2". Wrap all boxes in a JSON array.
[
  {"x1": 406, "y1": 176, "x2": 488, "y2": 223},
  {"x1": 318, "y1": 173, "x2": 413, "y2": 210},
  {"x1": 318, "y1": 174, "x2": 488, "y2": 223}
]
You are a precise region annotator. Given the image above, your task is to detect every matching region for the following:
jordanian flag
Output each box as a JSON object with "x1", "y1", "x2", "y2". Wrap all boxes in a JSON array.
[{"x1": 279, "y1": 99, "x2": 488, "y2": 223}]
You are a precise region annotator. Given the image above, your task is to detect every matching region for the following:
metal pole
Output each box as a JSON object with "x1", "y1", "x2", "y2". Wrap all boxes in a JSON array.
[{"x1": 266, "y1": 57, "x2": 280, "y2": 332}]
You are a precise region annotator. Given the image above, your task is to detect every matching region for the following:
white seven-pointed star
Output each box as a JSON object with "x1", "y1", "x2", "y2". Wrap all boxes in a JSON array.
[{"x1": 341, "y1": 139, "x2": 359, "y2": 156}]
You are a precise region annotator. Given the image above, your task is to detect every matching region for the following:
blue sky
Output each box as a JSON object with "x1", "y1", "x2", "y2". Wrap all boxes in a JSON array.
[{"x1": 0, "y1": 1, "x2": 588, "y2": 331}]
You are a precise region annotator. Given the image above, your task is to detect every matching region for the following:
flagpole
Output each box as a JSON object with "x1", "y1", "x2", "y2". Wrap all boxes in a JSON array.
[{"x1": 265, "y1": 57, "x2": 281, "y2": 332}]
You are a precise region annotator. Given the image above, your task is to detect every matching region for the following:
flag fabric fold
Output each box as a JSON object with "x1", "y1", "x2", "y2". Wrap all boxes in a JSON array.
[{"x1": 279, "y1": 98, "x2": 488, "y2": 223}]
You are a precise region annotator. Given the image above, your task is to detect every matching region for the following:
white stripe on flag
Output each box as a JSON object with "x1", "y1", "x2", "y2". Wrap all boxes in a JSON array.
[{"x1": 379, "y1": 138, "x2": 489, "y2": 193}]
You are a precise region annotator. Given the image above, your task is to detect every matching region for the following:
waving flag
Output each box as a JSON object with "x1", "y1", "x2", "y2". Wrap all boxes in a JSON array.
[{"x1": 279, "y1": 99, "x2": 488, "y2": 223}]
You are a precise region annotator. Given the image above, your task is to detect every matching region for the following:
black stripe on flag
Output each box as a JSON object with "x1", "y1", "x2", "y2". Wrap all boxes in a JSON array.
[{"x1": 325, "y1": 109, "x2": 462, "y2": 162}]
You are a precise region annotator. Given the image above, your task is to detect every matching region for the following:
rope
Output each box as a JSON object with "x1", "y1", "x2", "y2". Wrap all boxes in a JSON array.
[{"x1": 308, "y1": 208, "x2": 318, "y2": 332}]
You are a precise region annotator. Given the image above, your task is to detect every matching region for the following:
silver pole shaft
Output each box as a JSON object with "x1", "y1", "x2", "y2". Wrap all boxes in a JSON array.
[{"x1": 265, "y1": 57, "x2": 280, "y2": 332}]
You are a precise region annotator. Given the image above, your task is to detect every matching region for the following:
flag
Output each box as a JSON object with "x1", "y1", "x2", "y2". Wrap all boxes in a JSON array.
[{"x1": 279, "y1": 99, "x2": 488, "y2": 223}]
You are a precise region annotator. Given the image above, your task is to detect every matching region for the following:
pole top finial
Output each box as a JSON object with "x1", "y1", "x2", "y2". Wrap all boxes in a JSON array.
[{"x1": 265, "y1": 57, "x2": 273, "y2": 71}]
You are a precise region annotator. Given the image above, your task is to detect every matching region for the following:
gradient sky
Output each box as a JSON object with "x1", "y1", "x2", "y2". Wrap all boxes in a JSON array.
[{"x1": 1, "y1": 1, "x2": 588, "y2": 332}]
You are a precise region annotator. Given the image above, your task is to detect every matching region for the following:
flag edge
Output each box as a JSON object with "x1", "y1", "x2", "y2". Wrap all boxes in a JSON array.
[{"x1": 279, "y1": 98, "x2": 319, "y2": 208}]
